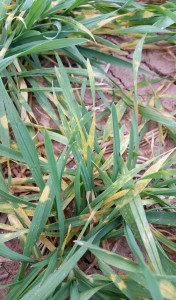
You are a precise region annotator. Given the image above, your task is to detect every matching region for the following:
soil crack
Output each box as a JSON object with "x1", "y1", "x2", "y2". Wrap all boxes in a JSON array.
[{"x1": 109, "y1": 69, "x2": 130, "y2": 91}]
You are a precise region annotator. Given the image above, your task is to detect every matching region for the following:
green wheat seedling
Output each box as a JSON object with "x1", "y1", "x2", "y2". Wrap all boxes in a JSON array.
[{"x1": 0, "y1": 1, "x2": 176, "y2": 299}]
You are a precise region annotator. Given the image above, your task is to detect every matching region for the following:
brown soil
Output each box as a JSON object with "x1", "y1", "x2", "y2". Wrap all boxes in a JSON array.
[{"x1": 0, "y1": 240, "x2": 20, "y2": 299}]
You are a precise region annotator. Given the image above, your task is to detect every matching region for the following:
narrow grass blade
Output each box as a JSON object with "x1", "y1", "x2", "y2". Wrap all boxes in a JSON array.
[
  {"x1": 75, "y1": 240, "x2": 140, "y2": 274},
  {"x1": 0, "y1": 78, "x2": 44, "y2": 191},
  {"x1": 125, "y1": 225, "x2": 163, "y2": 300},
  {"x1": 20, "y1": 238, "x2": 94, "y2": 300},
  {"x1": 99, "y1": 260, "x2": 135, "y2": 300},
  {"x1": 0, "y1": 243, "x2": 34, "y2": 262},
  {"x1": 112, "y1": 103, "x2": 121, "y2": 180},
  {"x1": 0, "y1": 99, "x2": 9, "y2": 146},
  {"x1": 87, "y1": 59, "x2": 95, "y2": 107},
  {"x1": 45, "y1": 131, "x2": 65, "y2": 245},
  {"x1": 133, "y1": 36, "x2": 145, "y2": 103},
  {"x1": 80, "y1": 285, "x2": 105, "y2": 300},
  {"x1": 10, "y1": 39, "x2": 87, "y2": 57},
  {"x1": 121, "y1": 150, "x2": 175, "y2": 274},
  {"x1": 70, "y1": 280, "x2": 80, "y2": 300},
  {"x1": 55, "y1": 54, "x2": 81, "y2": 119}
]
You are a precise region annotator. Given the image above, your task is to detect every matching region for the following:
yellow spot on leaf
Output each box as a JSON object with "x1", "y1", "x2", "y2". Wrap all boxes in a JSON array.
[
  {"x1": 39, "y1": 236, "x2": 56, "y2": 252},
  {"x1": 40, "y1": 185, "x2": 50, "y2": 203},
  {"x1": 135, "y1": 60, "x2": 140, "y2": 71},
  {"x1": 75, "y1": 117, "x2": 87, "y2": 160},
  {"x1": 109, "y1": 275, "x2": 127, "y2": 290},
  {"x1": 97, "y1": 15, "x2": 118, "y2": 29},
  {"x1": 160, "y1": 280, "x2": 176, "y2": 299},
  {"x1": 3, "y1": 2, "x2": 16, "y2": 10},
  {"x1": 0, "y1": 115, "x2": 8, "y2": 129},
  {"x1": 118, "y1": 280, "x2": 127, "y2": 290},
  {"x1": 4, "y1": 233, "x2": 11, "y2": 239},
  {"x1": 104, "y1": 189, "x2": 129, "y2": 205},
  {"x1": 109, "y1": 274, "x2": 116, "y2": 283},
  {"x1": 0, "y1": 47, "x2": 8, "y2": 58},
  {"x1": 143, "y1": 11, "x2": 154, "y2": 18},
  {"x1": 87, "y1": 112, "x2": 95, "y2": 150}
]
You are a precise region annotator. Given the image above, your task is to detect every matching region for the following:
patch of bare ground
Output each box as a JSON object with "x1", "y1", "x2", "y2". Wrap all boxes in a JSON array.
[
  {"x1": 108, "y1": 43, "x2": 176, "y2": 158},
  {"x1": 0, "y1": 238, "x2": 21, "y2": 299}
]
